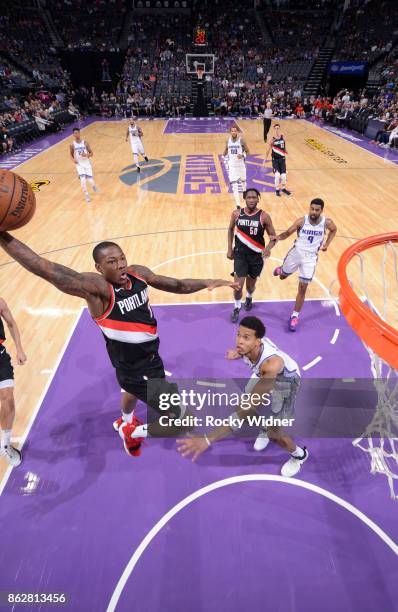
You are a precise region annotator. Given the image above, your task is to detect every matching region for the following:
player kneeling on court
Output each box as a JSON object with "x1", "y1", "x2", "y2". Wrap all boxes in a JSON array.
[
  {"x1": 0, "y1": 298, "x2": 27, "y2": 467},
  {"x1": 273, "y1": 198, "x2": 337, "y2": 331},
  {"x1": 177, "y1": 316, "x2": 308, "y2": 477},
  {"x1": 227, "y1": 188, "x2": 276, "y2": 323}
]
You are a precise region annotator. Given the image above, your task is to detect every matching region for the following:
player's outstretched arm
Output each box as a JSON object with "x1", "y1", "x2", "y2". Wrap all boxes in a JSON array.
[
  {"x1": 176, "y1": 356, "x2": 282, "y2": 461},
  {"x1": 276, "y1": 217, "x2": 304, "y2": 241},
  {"x1": 0, "y1": 298, "x2": 26, "y2": 365},
  {"x1": 321, "y1": 219, "x2": 337, "y2": 251},
  {"x1": 129, "y1": 264, "x2": 239, "y2": 294},
  {"x1": 0, "y1": 232, "x2": 108, "y2": 303}
]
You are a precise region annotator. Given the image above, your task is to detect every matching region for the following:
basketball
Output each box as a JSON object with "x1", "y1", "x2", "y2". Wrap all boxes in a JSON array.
[{"x1": 0, "y1": 169, "x2": 36, "y2": 232}]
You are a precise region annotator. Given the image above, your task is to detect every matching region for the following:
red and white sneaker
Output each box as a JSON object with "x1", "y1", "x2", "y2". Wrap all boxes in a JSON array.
[
  {"x1": 289, "y1": 316, "x2": 299, "y2": 331},
  {"x1": 113, "y1": 416, "x2": 144, "y2": 457},
  {"x1": 273, "y1": 266, "x2": 282, "y2": 277}
]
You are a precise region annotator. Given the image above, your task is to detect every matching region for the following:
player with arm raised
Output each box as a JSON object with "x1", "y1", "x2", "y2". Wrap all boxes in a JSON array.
[{"x1": 0, "y1": 232, "x2": 238, "y2": 457}]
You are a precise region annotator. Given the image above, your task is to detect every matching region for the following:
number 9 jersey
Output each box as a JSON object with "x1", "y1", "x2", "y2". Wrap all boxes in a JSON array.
[{"x1": 281, "y1": 215, "x2": 326, "y2": 283}]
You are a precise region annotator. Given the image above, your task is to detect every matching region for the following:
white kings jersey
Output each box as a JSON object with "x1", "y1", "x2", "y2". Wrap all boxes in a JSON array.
[
  {"x1": 227, "y1": 136, "x2": 245, "y2": 167},
  {"x1": 129, "y1": 125, "x2": 141, "y2": 141},
  {"x1": 243, "y1": 337, "x2": 300, "y2": 394},
  {"x1": 73, "y1": 140, "x2": 90, "y2": 163},
  {"x1": 295, "y1": 215, "x2": 326, "y2": 252}
]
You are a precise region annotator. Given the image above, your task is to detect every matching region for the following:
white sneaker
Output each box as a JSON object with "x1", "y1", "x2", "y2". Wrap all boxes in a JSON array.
[
  {"x1": 281, "y1": 447, "x2": 308, "y2": 477},
  {"x1": 254, "y1": 430, "x2": 269, "y2": 451},
  {"x1": 0, "y1": 445, "x2": 22, "y2": 467}
]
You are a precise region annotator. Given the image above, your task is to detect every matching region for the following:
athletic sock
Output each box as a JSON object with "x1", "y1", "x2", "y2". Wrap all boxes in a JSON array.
[
  {"x1": 122, "y1": 412, "x2": 134, "y2": 424},
  {"x1": 234, "y1": 299, "x2": 242, "y2": 309},
  {"x1": 291, "y1": 445, "x2": 305, "y2": 459},
  {"x1": 1, "y1": 429, "x2": 11, "y2": 449},
  {"x1": 292, "y1": 311, "x2": 299, "y2": 318}
]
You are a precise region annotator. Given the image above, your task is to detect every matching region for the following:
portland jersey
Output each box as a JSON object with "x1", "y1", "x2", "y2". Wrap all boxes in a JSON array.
[
  {"x1": 228, "y1": 136, "x2": 245, "y2": 167},
  {"x1": 93, "y1": 273, "x2": 159, "y2": 373},
  {"x1": 129, "y1": 125, "x2": 141, "y2": 140},
  {"x1": 73, "y1": 140, "x2": 90, "y2": 162},
  {"x1": 244, "y1": 337, "x2": 300, "y2": 391},
  {"x1": 235, "y1": 208, "x2": 265, "y2": 254},
  {"x1": 295, "y1": 215, "x2": 326, "y2": 252},
  {"x1": 271, "y1": 135, "x2": 286, "y2": 159}
]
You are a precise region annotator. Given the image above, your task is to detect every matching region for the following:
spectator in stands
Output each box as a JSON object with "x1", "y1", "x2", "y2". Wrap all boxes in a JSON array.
[{"x1": 1, "y1": 126, "x2": 14, "y2": 154}]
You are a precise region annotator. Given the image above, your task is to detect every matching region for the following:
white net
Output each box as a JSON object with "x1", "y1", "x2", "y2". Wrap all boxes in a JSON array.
[{"x1": 347, "y1": 239, "x2": 398, "y2": 499}]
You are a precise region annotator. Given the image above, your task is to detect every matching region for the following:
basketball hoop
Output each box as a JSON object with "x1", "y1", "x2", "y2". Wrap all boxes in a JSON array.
[{"x1": 337, "y1": 232, "x2": 398, "y2": 498}]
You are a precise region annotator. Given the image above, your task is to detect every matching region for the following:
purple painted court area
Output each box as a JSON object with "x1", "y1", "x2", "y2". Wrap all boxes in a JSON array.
[
  {"x1": 1, "y1": 301, "x2": 397, "y2": 612},
  {"x1": 164, "y1": 117, "x2": 237, "y2": 134}
]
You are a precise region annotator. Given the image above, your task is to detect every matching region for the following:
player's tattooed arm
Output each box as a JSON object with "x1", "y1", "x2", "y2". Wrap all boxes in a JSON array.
[
  {"x1": 0, "y1": 232, "x2": 109, "y2": 304},
  {"x1": 129, "y1": 265, "x2": 238, "y2": 293},
  {"x1": 276, "y1": 217, "x2": 304, "y2": 241},
  {"x1": 321, "y1": 218, "x2": 337, "y2": 251}
]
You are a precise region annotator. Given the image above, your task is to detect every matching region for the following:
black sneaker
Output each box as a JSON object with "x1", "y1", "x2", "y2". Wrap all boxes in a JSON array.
[
  {"x1": 282, "y1": 188, "x2": 291, "y2": 196},
  {"x1": 244, "y1": 297, "x2": 253, "y2": 311},
  {"x1": 231, "y1": 307, "x2": 240, "y2": 323},
  {"x1": 136, "y1": 166, "x2": 141, "y2": 173},
  {"x1": 144, "y1": 156, "x2": 149, "y2": 162},
  {"x1": 275, "y1": 190, "x2": 281, "y2": 197}
]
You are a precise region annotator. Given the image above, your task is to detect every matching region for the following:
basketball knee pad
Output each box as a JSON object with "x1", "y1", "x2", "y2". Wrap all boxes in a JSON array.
[
  {"x1": 281, "y1": 173, "x2": 287, "y2": 185},
  {"x1": 274, "y1": 172, "x2": 280, "y2": 188}
]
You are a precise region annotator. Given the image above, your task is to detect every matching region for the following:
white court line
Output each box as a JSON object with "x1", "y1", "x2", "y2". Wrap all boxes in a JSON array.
[
  {"x1": 106, "y1": 474, "x2": 398, "y2": 611},
  {"x1": 330, "y1": 329, "x2": 340, "y2": 345},
  {"x1": 150, "y1": 297, "x2": 334, "y2": 307},
  {"x1": 0, "y1": 307, "x2": 84, "y2": 498},
  {"x1": 196, "y1": 381, "x2": 226, "y2": 388},
  {"x1": 302, "y1": 356, "x2": 322, "y2": 371}
]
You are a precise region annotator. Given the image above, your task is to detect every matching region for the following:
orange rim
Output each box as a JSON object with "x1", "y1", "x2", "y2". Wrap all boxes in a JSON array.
[{"x1": 337, "y1": 232, "x2": 398, "y2": 370}]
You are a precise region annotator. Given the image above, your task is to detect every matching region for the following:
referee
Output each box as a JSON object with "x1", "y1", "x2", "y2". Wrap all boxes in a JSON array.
[{"x1": 262, "y1": 101, "x2": 273, "y2": 142}]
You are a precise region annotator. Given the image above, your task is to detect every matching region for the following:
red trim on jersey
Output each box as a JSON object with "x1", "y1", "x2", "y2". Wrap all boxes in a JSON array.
[
  {"x1": 271, "y1": 145, "x2": 287, "y2": 156},
  {"x1": 236, "y1": 227, "x2": 265, "y2": 251},
  {"x1": 94, "y1": 284, "x2": 115, "y2": 322},
  {"x1": 0, "y1": 339, "x2": 4, "y2": 344},
  {"x1": 129, "y1": 272, "x2": 148, "y2": 284},
  {"x1": 98, "y1": 319, "x2": 157, "y2": 334}
]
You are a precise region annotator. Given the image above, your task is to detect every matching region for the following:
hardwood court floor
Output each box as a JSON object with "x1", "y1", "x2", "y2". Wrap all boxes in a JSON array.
[{"x1": 0, "y1": 117, "x2": 397, "y2": 480}]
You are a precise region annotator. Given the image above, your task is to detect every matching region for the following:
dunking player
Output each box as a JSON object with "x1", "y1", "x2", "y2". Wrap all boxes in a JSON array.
[
  {"x1": 266, "y1": 123, "x2": 291, "y2": 197},
  {"x1": 177, "y1": 316, "x2": 308, "y2": 477},
  {"x1": 0, "y1": 233, "x2": 238, "y2": 457},
  {"x1": 227, "y1": 188, "x2": 276, "y2": 323},
  {"x1": 125, "y1": 117, "x2": 148, "y2": 173},
  {"x1": 70, "y1": 127, "x2": 99, "y2": 203},
  {"x1": 0, "y1": 298, "x2": 27, "y2": 466},
  {"x1": 223, "y1": 125, "x2": 250, "y2": 209},
  {"x1": 273, "y1": 198, "x2": 337, "y2": 331}
]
